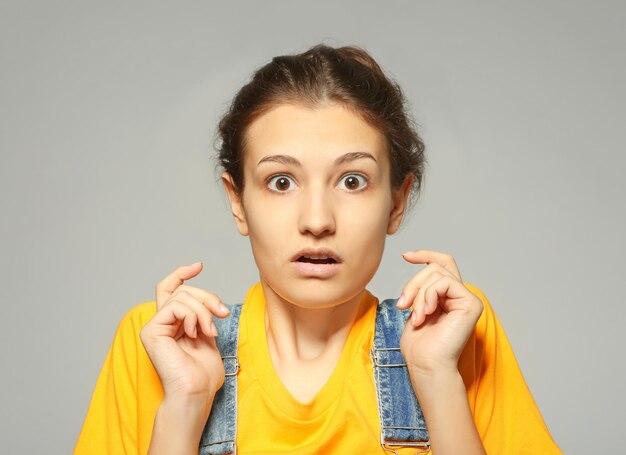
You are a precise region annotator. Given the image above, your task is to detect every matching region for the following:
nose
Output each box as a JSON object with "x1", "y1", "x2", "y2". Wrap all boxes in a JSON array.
[{"x1": 298, "y1": 186, "x2": 336, "y2": 238}]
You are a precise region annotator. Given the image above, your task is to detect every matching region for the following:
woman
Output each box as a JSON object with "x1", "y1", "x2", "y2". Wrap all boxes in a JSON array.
[{"x1": 74, "y1": 44, "x2": 562, "y2": 454}]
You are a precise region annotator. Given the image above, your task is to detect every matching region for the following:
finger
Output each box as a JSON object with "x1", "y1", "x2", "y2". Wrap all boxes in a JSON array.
[
  {"x1": 423, "y1": 276, "x2": 483, "y2": 318},
  {"x1": 397, "y1": 262, "x2": 458, "y2": 310},
  {"x1": 164, "y1": 291, "x2": 219, "y2": 337},
  {"x1": 168, "y1": 285, "x2": 230, "y2": 318},
  {"x1": 152, "y1": 299, "x2": 200, "y2": 339},
  {"x1": 155, "y1": 262, "x2": 203, "y2": 310},
  {"x1": 410, "y1": 271, "x2": 445, "y2": 327},
  {"x1": 401, "y1": 250, "x2": 462, "y2": 281}
]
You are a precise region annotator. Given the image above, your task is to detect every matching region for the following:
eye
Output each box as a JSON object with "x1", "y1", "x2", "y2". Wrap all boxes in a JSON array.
[
  {"x1": 267, "y1": 175, "x2": 297, "y2": 193},
  {"x1": 338, "y1": 174, "x2": 368, "y2": 192}
]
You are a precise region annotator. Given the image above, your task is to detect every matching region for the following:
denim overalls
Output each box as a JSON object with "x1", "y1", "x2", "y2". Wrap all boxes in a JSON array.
[{"x1": 198, "y1": 297, "x2": 430, "y2": 455}]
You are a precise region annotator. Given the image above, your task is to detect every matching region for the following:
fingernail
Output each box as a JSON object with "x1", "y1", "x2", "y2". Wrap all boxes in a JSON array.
[
  {"x1": 190, "y1": 261, "x2": 202, "y2": 267},
  {"x1": 396, "y1": 294, "x2": 405, "y2": 308},
  {"x1": 219, "y1": 303, "x2": 230, "y2": 315},
  {"x1": 411, "y1": 309, "x2": 417, "y2": 324},
  {"x1": 210, "y1": 321, "x2": 218, "y2": 337}
]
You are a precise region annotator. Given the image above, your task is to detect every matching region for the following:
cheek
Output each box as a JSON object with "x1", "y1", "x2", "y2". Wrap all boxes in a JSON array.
[
  {"x1": 343, "y1": 197, "x2": 390, "y2": 254},
  {"x1": 245, "y1": 204, "x2": 294, "y2": 266}
]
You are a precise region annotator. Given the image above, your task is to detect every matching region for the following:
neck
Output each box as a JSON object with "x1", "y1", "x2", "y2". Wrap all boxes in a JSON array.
[{"x1": 260, "y1": 279, "x2": 365, "y2": 363}]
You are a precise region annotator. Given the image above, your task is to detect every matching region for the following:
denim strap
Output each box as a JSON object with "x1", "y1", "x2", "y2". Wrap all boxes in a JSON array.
[
  {"x1": 199, "y1": 298, "x2": 430, "y2": 454},
  {"x1": 371, "y1": 298, "x2": 430, "y2": 452},
  {"x1": 199, "y1": 302, "x2": 243, "y2": 455}
]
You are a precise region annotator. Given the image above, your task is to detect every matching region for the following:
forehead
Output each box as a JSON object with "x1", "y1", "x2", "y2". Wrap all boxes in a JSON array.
[{"x1": 243, "y1": 103, "x2": 389, "y2": 167}]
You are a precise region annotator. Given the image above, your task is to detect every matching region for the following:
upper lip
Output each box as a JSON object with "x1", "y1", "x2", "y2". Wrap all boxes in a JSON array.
[{"x1": 291, "y1": 247, "x2": 342, "y2": 263}]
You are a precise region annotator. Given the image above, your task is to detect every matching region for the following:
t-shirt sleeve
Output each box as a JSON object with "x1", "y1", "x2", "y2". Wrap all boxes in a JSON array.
[
  {"x1": 73, "y1": 301, "x2": 162, "y2": 455},
  {"x1": 461, "y1": 283, "x2": 563, "y2": 455}
]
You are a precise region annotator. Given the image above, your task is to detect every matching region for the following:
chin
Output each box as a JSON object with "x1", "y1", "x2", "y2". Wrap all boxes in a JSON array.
[{"x1": 262, "y1": 273, "x2": 371, "y2": 309}]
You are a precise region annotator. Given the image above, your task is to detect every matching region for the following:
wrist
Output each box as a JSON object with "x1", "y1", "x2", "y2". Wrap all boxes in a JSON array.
[
  {"x1": 408, "y1": 366, "x2": 465, "y2": 397},
  {"x1": 148, "y1": 397, "x2": 214, "y2": 455},
  {"x1": 161, "y1": 390, "x2": 216, "y2": 418},
  {"x1": 150, "y1": 394, "x2": 215, "y2": 452},
  {"x1": 406, "y1": 366, "x2": 485, "y2": 454},
  {"x1": 407, "y1": 359, "x2": 459, "y2": 380}
]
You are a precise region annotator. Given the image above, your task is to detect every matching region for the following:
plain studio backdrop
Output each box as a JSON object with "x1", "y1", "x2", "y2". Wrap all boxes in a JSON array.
[{"x1": 1, "y1": 1, "x2": 624, "y2": 453}]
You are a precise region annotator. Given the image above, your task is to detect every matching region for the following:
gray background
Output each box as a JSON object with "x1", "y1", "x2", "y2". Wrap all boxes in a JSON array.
[{"x1": 1, "y1": 1, "x2": 624, "y2": 453}]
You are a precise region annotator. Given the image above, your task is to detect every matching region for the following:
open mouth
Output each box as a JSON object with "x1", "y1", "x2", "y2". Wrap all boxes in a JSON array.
[
  {"x1": 292, "y1": 252, "x2": 341, "y2": 278},
  {"x1": 296, "y1": 256, "x2": 337, "y2": 264}
]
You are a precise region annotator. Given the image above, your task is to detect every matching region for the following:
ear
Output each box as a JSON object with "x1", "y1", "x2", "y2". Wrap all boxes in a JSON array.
[
  {"x1": 387, "y1": 173, "x2": 413, "y2": 235},
  {"x1": 221, "y1": 171, "x2": 249, "y2": 236}
]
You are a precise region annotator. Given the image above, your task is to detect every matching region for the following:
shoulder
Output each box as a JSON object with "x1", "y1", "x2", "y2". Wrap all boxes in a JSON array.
[
  {"x1": 113, "y1": 300, "x2": 157, "y2": 340},
  {"x1": 463, "y1": 282, "x2": 495, "y2": 313},
  {"x1": 463, "y1": 281, "x2": 499, "y2": 332},
  {"x1": 459, "y1": 281, "x2": 508, "y2": 363},
  {"x1": 103, "y1": 301, "x2": 161, "y2": 387},
  {"x1": 123, "y1": 300, "x2": 157, "y2": 324},
  {"x1": 460, "y1": 281, "x2": 516, "y2": 367}
]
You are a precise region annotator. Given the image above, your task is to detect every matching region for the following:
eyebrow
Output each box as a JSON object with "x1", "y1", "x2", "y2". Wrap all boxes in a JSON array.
[{"x1": 257, "y1": 151, "x2": 377, "y2": 167}]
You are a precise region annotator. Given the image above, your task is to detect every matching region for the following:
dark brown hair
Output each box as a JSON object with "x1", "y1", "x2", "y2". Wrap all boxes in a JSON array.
[{"x1": 213, "y1": 43, "x2": 426, "y2": 217}]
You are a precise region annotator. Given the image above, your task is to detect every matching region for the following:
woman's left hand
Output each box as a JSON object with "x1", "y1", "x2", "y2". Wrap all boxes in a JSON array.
[{"x1": 397, "y1": 249, "x2": 484, "y2": 378}]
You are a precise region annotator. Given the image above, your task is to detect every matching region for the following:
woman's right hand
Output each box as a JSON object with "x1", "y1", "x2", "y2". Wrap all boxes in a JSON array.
[{"x1": 140, "y1": 262, "x2": 231, "y2": 400}]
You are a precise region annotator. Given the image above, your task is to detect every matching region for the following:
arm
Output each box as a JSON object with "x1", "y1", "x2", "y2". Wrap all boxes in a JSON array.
[
  {"x1": 141, "y1": 262, "x2": 229, "y2": 455},
  {"x1": 397, "y1": 250, "x2": 487, "y2": 454},
  {"x1": 74, "y1": 307, "x2": 145, "y2": 455},
  {"x1": 397, "y1": 249, "x2": 562, "y2": 454},
  {"x1": 463, "y1": 283, "x2": 563, "y2": 453},
  {"x1": 147, "y1": 393, "x2": 214, "y2": 455},
  {"x1": 409, "y1": 368, "x2": 486, "y2": 455}
]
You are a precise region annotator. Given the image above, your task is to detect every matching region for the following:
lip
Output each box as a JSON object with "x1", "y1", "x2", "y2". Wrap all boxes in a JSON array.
[
  {"x1": 290, "y1": 247, "x2": 342, "y2": 263},
  {"x1": 290, "y1": 247, "x2": 342, "y2": 278},
  {"x1": 291, "y1": 260, "x2": 341, "y2": 278}
]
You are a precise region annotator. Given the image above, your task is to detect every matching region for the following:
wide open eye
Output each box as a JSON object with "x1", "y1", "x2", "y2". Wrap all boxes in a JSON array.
[
  {"x1": 267, "y1": 175, "x2": 297, "y2": 193},
  {"x1": 337, "y1": 174, "x2": 368, "y2": 192}
]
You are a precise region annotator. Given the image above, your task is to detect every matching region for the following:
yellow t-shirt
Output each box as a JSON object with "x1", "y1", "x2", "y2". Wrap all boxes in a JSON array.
[{"x1": 73, "y1": 282, "x2": 562, "y2": 454}]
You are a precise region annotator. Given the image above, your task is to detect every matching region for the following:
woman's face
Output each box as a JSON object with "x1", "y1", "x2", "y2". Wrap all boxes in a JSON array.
[{"x1": 222, "y1": 102, "x2": 412, "y2": 308}]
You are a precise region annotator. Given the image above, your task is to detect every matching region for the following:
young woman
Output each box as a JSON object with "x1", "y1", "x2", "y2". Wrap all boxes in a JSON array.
[{"x1": 74, "y1": 44, "x2": 562, "y2": 454}]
